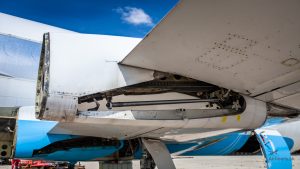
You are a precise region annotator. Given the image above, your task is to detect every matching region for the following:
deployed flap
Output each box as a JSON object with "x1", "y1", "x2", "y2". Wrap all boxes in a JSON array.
[
  {"x1": 254, "y1": 129, "x2": 292, "y2": 169},
  {"x1": 121, "y1": 0, "x2": 300, "y2": 109},
  {"x1": 49, "y1": 96, "x2": 266, "y2": 139}
]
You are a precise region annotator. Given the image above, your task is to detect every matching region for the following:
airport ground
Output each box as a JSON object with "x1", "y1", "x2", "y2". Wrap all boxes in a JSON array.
[
  {"x1": 116, "y1": 156, "x2": 300, "y2": 169},
  {"x1": 2, "y1": 156, "x2": 299, "y2": 169}
]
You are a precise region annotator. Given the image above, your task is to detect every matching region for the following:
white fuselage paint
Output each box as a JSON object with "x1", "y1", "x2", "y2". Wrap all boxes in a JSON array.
[
  {"x1": 0, "y1": 13, "x2": 75, "y2": 42},
  {"x1": 0, "y1": 13, "x2": 76, "y2": 108},
  {"x1": 0, "y1": 76, "x2": 36, "y2": 107},
  {"x1": 266, "y1": 119, "x2": 300, "y2": 153}
]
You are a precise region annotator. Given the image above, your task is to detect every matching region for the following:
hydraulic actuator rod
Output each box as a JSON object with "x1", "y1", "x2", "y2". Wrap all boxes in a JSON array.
[{"x1": 106, "y1": 98, "x2": 219, "y2": 109}]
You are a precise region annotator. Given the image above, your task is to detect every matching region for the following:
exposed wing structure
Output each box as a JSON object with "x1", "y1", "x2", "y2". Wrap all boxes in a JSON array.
[
  {"x1": 49, "y1": 95, "x2": 266, "y2": 140},
  {"x1": 121, "y1": 0, "x2": 300, "y2": 110}
]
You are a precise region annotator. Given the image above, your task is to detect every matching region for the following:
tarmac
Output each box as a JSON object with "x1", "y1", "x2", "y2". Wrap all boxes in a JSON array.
[
  {"x1": 1, "y1": 156, "x2": 299, "y2": 169},
  {"x1": 82, "y1": 155, "x2": 300, "y2": 169}
]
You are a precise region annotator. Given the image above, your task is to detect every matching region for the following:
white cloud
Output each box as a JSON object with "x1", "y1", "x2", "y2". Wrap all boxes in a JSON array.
[{"x1": 115, "y1": 7, "x2": 154, "y2": 26}]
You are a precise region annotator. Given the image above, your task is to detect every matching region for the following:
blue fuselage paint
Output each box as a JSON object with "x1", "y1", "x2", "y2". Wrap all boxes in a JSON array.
[
  {"x1": 14, "y1": 117, "x2": 294, "y2": 162},
  {"x1": 255, "y1": 130, "x2": 292, "y2": 169},
  {"x1": 14, "y1": 119, "x2": 251, "y2": 161},
  {"x1": 15, "y1": 119, "x2": 249, "y2": 161},
  {"x1": 283, "y1": 137, "x2": 294, "y2": 151},
  {"x1": 15, "y1": 120, "x2": 122, "y2": 162},
  {"x1": 166, "y1": 132, "x2": 251, "y2": 156},
  {"x1": 261, "y1": 117, "x2": 295, "y2": 152}
]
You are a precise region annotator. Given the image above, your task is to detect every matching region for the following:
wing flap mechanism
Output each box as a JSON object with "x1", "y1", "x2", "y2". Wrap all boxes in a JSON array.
[
  {"x1": 33, "y1": 32, "x2": 268, "y2": 140},
  {"x1": 49, "y1": 96, "x2": 267, "y2": 140}
]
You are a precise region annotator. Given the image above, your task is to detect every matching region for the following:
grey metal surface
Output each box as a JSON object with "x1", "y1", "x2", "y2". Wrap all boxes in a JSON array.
[
  {"x1": 78, "y1": 108, "x2": 239, "y2": 120},
  {"x1": 256, "y1": 81, "x2": 300, "y2": 111},
  {"x1": 107, "y1": 99, "x2": 219, "y2": 108},
  {"x1": 122, "y1": 0, "x2": 300, "y2": 110},
  {"x1": 0, "y1": 108, "x2": 17, "y2": 118}
]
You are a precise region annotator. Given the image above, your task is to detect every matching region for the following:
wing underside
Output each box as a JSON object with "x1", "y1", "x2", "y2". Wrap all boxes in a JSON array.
[{"x1": 121, "y1": 0, "x2": 300, "y2": 110}]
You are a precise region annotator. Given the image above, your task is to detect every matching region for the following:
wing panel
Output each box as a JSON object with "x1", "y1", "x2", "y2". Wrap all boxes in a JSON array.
[
  {"x1": 122, "y1": 0, "x2": 300, "y2": 99},
  {"x1": 256, "y1": 81, "x2": 300, "y2": 109}
]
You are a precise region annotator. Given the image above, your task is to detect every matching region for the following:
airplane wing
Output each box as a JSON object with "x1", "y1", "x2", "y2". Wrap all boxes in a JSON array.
[
  {"x1": 1, "y1": 2, "x2": 299, "y2": 168},
  {"x1": 29, "y1": 1, "x2": 299, "y2": 140},
  {"x1": 121, "y1": 0, "x2": 300, "y2": 110}
]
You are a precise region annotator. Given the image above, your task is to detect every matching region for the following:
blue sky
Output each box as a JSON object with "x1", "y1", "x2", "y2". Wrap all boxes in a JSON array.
[{"x1": 0, "y1": 0, "x2": 179, "y2": 37}]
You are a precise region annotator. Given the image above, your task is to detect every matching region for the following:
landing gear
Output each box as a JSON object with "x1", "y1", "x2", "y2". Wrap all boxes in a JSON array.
[
  {"x1": 140, "y1": 149, "x2": 155, "y2": 169},
  {"x1": 67, "y1": 162, "x2": 75, "y2": 169},
  {"x1": 141, "y1": 138, "x2": 176, "y2": 169}
]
